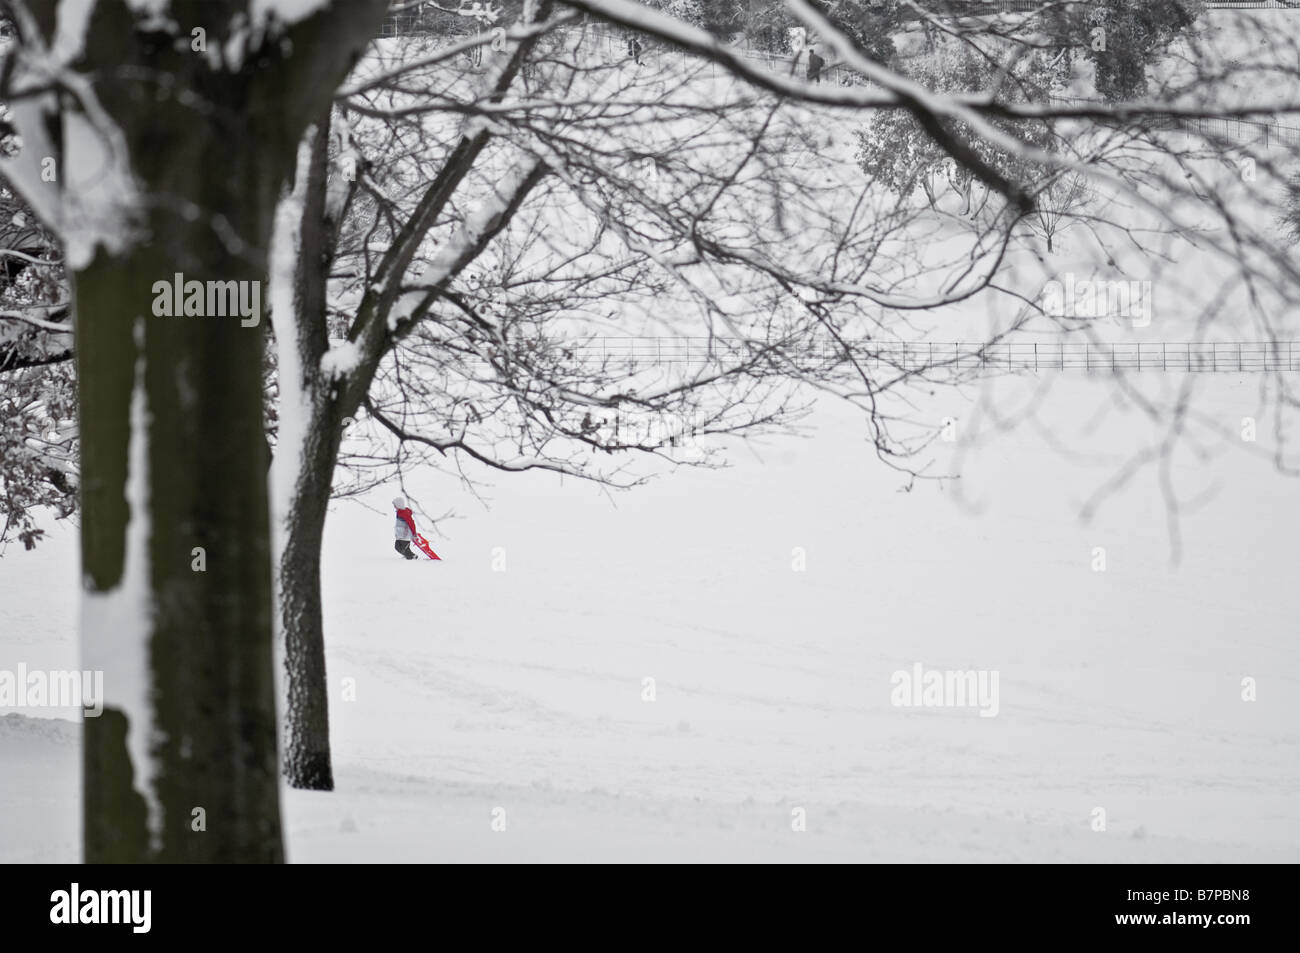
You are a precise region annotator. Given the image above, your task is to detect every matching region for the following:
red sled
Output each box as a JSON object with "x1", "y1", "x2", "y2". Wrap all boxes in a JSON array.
[{"x1": 412, "y1": 532, "x2": 441, "y2": 560}]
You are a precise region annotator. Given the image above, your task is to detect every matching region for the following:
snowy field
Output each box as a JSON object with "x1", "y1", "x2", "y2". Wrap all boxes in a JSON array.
[{"x1": 3, "y1": 373, "x2": 1297, "y2": 863}]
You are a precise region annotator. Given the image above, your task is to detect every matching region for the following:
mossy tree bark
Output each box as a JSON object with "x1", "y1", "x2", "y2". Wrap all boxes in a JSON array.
[{"x1": 14, "y1": 0, "x2": 388, "y2": 862}]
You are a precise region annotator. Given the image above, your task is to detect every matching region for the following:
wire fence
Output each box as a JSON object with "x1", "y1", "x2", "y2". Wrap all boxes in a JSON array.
[
  {"x1": 501, "y1": 338, "x2": 1300, "y2": 373},
  {"x1": 1174, "y1": 115, "x2": 1300, "y2": 150}
]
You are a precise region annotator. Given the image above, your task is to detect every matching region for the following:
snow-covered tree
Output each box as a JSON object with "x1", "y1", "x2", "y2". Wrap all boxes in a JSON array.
[
  {"x1": 1084, "y1": 0, "x2": 1206, "y2": 103},
  {"x1": 0, "y1": 179, "x2": 73, "y2": 551},
  {"x1": 267, "y1": 0, "x2": 1059, "y2": 788},
  {"x1": 1, "y1": 0, "x2": 389, "y2": 863},
  {"x1": 3, "y1": 0, "x2": 1300, "y2": 852},
  {"x1": 263, "y1": 0, "x2": 1300, "y2": 789},
  {"x1": 1281, "y1": 170, "x2": 1300, "y2": 248},
  {"x1": 1024, "y1": 168, "x2": 1094, "y2": 254},
  {"x1": 651, "y1": 0, "x2": 706, "y2": 29},
  {"x1": 856, "y1": 41, "x2": 1063, "y2": 210}
]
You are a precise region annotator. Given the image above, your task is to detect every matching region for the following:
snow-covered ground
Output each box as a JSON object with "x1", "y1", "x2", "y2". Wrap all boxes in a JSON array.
[{"x1": 3, "y1": 372, "x2": 1297, "y2": 862}]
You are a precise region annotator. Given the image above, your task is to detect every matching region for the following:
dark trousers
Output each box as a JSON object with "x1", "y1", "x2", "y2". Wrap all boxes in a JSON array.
[{"x1": 395, "y1": 539, "x2": 416, "y2": 558}]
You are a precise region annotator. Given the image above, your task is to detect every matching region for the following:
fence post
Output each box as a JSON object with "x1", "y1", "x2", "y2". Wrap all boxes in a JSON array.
[{"x1": 1034, "y1": 343, "x2": 1038, "y2": 371}]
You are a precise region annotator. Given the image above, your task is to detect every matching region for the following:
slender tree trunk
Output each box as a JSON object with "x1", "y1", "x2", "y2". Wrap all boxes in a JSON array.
[
  {"x1": 920, "y1": 176, "x2": 937, "y2": 208},
  {"x1": 276, "y1": 421, "x2": 342, "y2": 789},
  {"x1": 272, "y1": 117, "x2": 347, "y2": 790}
]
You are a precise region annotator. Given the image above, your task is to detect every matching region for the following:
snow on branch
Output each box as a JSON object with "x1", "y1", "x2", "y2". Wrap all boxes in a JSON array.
[
  {"x1": 0, "y1": 302, "x2": 72, "y2": 333},
  {"x1": 557, "y1": 1, "x2": 1300, "y2": 131},
  {"x1": 387, "y1": 156, "x2": 549, "y2": 334}
]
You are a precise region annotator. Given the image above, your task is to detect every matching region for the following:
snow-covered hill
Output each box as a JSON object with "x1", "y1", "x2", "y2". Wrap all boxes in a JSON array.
[{"x1": 3, "y1": 375, "x2": 1296, "y2": 862}]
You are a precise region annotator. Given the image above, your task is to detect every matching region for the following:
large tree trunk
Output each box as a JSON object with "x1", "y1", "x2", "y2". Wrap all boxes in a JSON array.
[
  {"x1": 78, "y1": 196, "x2": 283, "y2": 863},
  {"x1": 4, "y1": 0, "x2": 389, "y2": 862}
]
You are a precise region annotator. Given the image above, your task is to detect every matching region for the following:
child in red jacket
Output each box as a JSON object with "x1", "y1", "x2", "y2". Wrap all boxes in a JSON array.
[{"x1": 392, "y1": 495, "x2": 418, "y2": 559}]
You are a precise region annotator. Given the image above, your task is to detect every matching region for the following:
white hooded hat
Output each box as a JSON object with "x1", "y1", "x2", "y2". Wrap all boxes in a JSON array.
[{"x1": 392, "y1": 496, "x2": 406, "y2": 509}]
